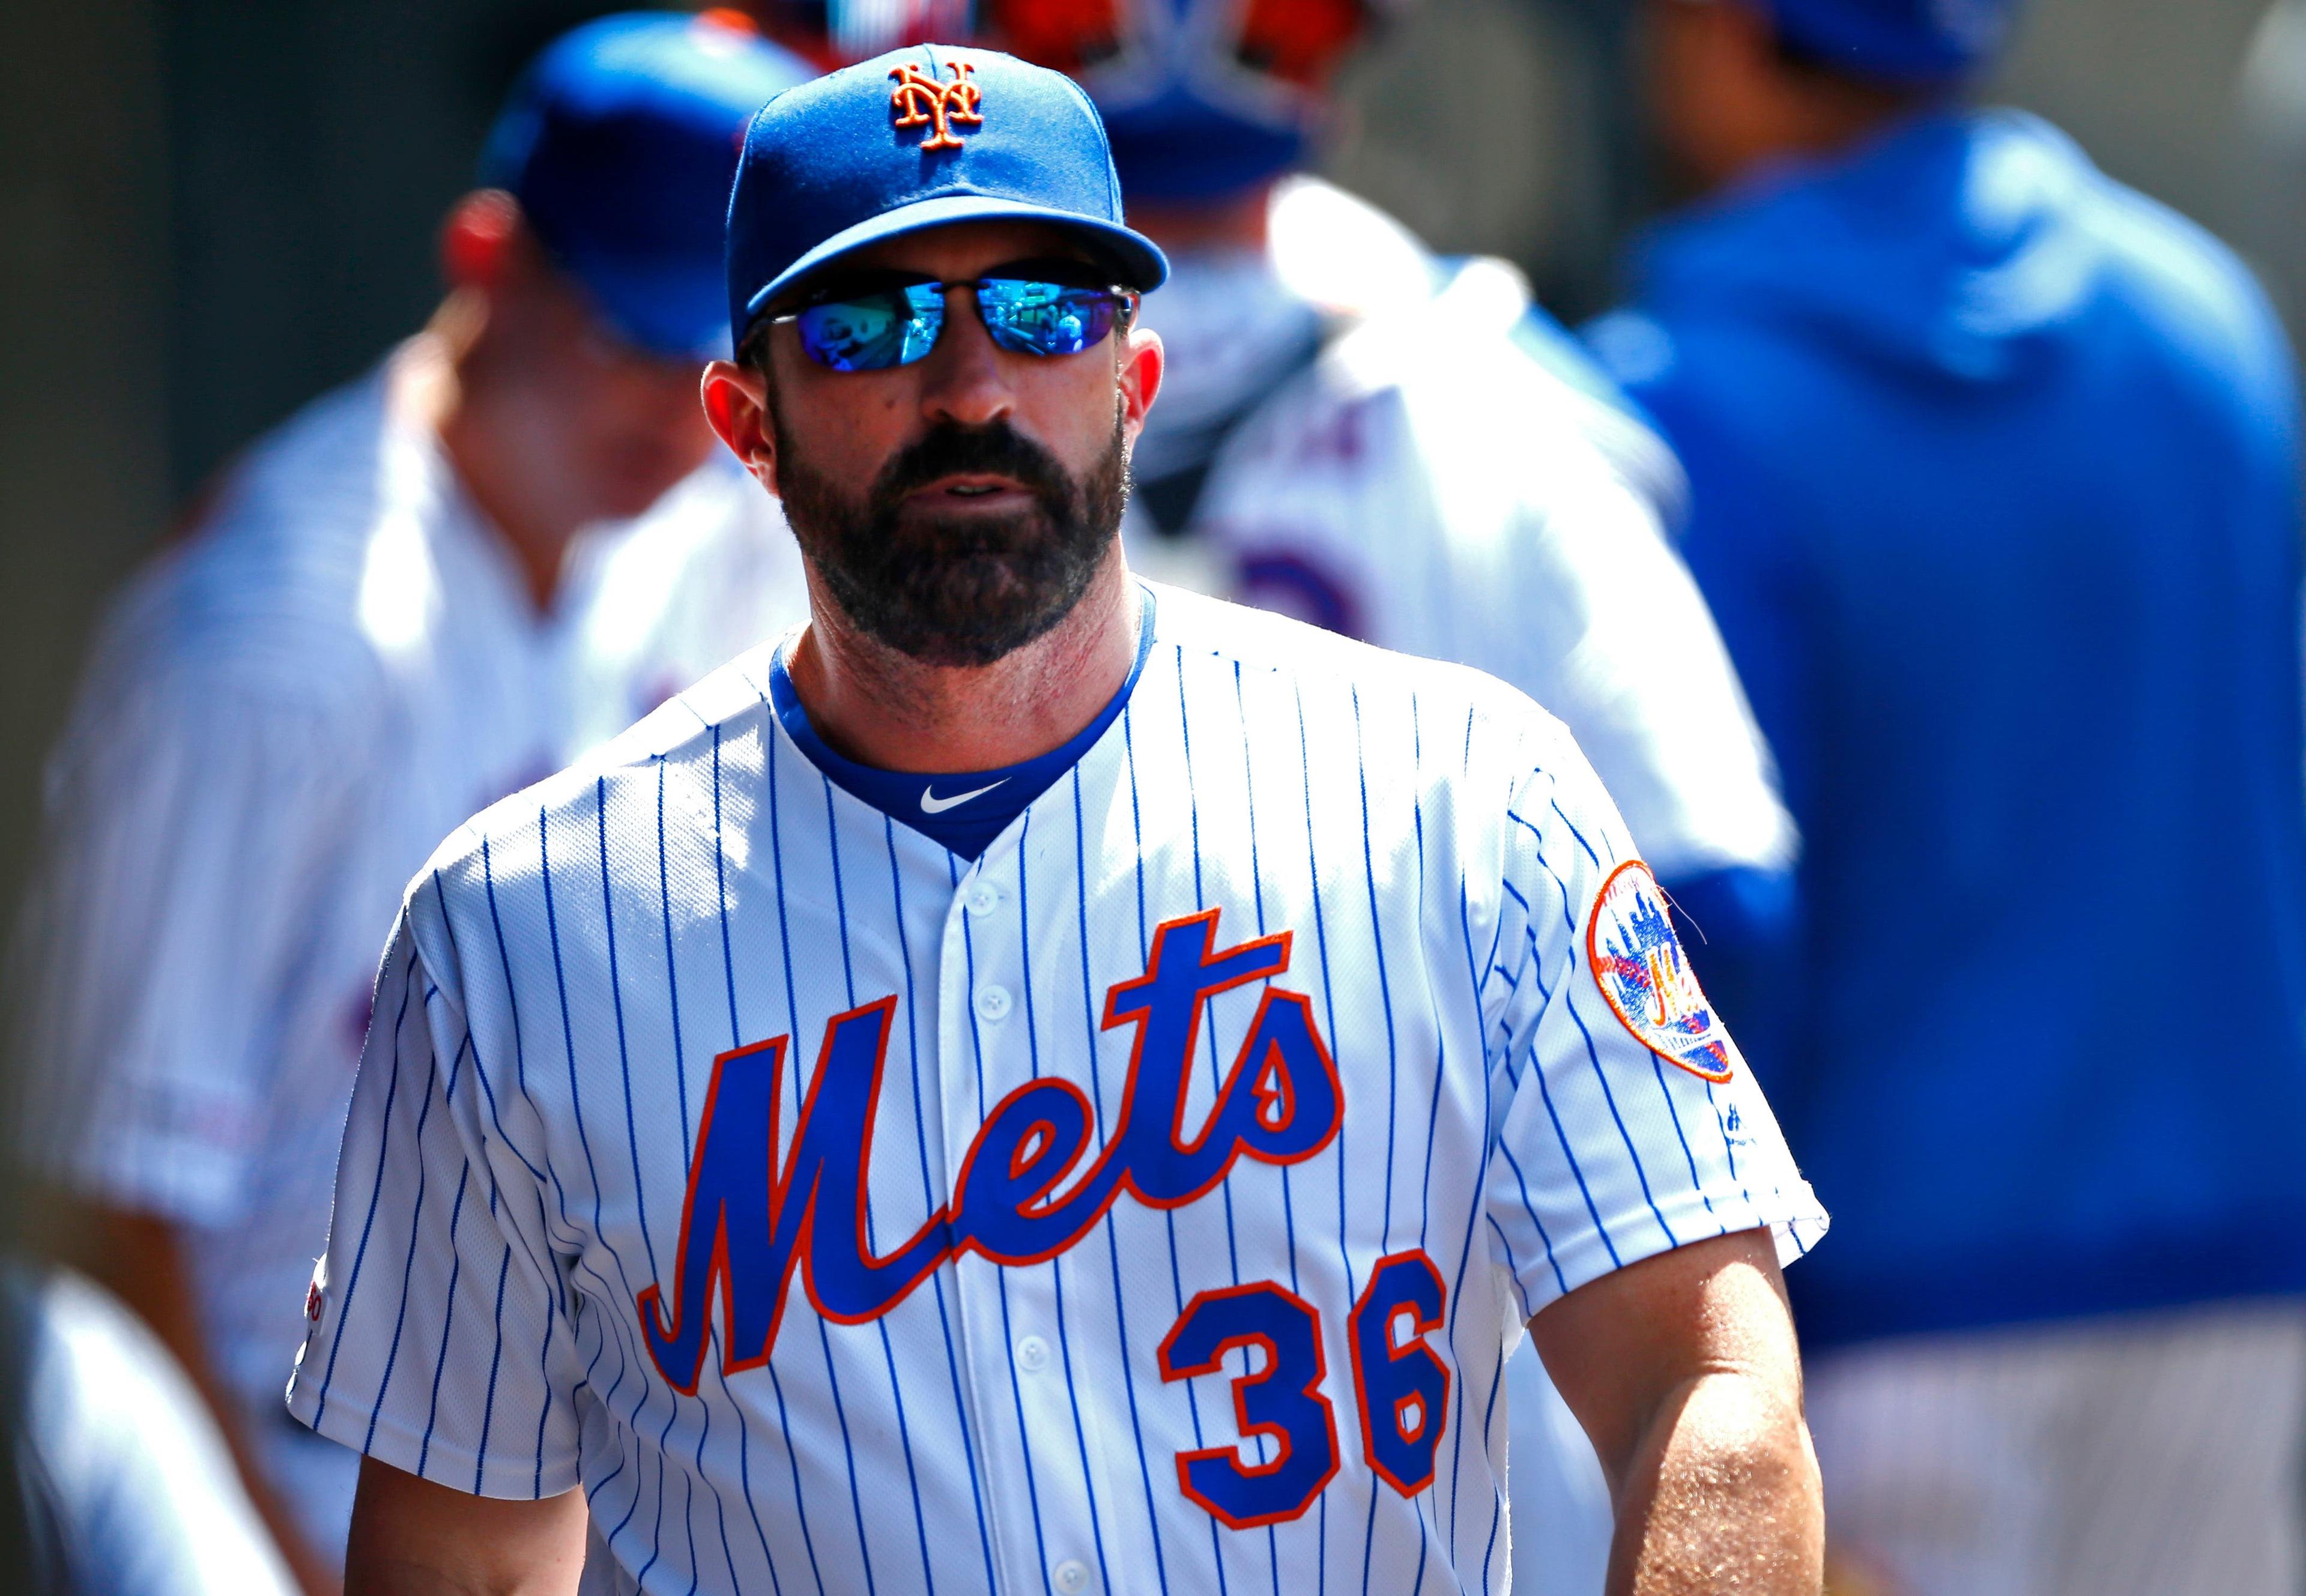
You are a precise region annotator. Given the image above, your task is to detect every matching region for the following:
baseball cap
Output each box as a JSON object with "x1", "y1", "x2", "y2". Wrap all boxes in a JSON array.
[
  {"x1": 1762, "y1": 0, "x2": 2022, "y2": 83},
  {"x1": 725, "y1": 44, "x2": 1169, "y2": 347},
  {"x1": 480, "y1": 11, "x2": 816, "y2": 359}
]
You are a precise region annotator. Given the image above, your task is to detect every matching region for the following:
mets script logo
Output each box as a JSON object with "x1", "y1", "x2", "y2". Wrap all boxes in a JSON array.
[
  {"x1": 889, "y1": 58, "x2": 982, "y2": 152},
  {"x1": 1587, "y1": 860, "x2": 1737, "y2": 1082},
  {"x1": 636, "y1": 909, "x2": 1342, "y2": 1395}
]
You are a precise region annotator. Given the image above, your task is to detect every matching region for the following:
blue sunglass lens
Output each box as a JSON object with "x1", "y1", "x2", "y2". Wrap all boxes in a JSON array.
[
  {"x1": 788, "y1": 281, "x2": 1119, "y2": 369},
  {"x1": 793, "y1": 285, "x2": 944, "y2": 372},
  {"x1": 976, "y1": 280, "x2": 1118, "y2": 357}
]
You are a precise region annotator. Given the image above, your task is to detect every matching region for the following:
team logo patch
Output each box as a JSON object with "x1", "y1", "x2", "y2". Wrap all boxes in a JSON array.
[
  {"x1": 889, "y1": 58, "x2": 982, "y2": 152},
  {"x1": 1585, "y1": 860, "x2": 1735, "y2": 1082}
]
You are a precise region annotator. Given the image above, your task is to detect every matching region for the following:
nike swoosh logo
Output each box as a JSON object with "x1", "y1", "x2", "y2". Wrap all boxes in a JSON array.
[{"x1": 921, "y1": 779, "x2": 1007, "y2": 815}]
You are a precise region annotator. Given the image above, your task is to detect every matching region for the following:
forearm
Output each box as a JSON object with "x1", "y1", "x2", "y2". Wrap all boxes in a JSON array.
[
  {"x1": 1606, "y1": 1367, "x2": 1823, "y2": 1595},
  {"x1": 344, "y1": 1458, "x2": 588, "y2": 1596}
]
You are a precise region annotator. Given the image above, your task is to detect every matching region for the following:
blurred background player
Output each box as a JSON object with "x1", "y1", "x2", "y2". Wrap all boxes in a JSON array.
[
  {"x1": 743, "y1": 6, "x2": 1793, "y2": 1592},
  {"x1": 2, "y1": 1259, "x2": 296, "y2": 1596},
  {"x1": 1588, "y1": 0, "x2": 2306, "y2": 1590},
  {"x1": 8, "y1": 13, "x2": 810, "y2": 1588}
]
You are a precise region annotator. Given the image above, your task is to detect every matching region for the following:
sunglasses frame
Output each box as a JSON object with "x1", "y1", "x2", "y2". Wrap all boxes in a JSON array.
[{"x1": 761, "y1": 273, "x2": 1142, "y2": 372}]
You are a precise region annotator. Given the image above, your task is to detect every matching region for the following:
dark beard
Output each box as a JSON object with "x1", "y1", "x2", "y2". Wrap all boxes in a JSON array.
[{"x1": 770, "y1": 397, "x2": 1129, "y2": 668}]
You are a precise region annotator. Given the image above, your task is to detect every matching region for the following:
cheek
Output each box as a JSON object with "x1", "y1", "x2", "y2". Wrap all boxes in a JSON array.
[
  {"x1": 778, "y1": 372, "x2": 916, "y2": 481},
  {"x1": 1033, "y1": 368, "x2": 1125, "y2": 467},
  {"x1": 558, "y1": 377, "x2": 719, "y2": 514}
]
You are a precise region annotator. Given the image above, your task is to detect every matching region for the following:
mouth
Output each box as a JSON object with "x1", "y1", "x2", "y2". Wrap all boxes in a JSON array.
[{"x1": 909, "y1": 473, "x2": 1036, "y2": 510}]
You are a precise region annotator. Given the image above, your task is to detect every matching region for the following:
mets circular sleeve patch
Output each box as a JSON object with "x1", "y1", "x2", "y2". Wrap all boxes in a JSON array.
[{"x1": 1585, "y1": 860, "x2": 1736, "y2": 1083}]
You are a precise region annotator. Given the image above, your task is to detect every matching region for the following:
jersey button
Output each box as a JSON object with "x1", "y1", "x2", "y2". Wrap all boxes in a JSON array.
[
  {"x1": 1015, "y1": 1334, "x2": 1050, "y2": 1373},
  {"x1": 965, "y1": 881, "x2": 1001, "y2": 916},
  {"x1": 1053, "y1": 1560, "x2": 1092, "y2": 1593},
  {"x1": 974, "y1": 984, "x2": 1012, "y2": 1023}
]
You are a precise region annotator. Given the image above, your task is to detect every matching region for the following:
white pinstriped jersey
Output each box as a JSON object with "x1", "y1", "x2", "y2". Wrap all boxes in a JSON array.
[
  {"x1": 10, "y1": 338, "x2": 797, "y2": 1553},
  {"x1": 291, "y1": 581, "x2": 1823, "y2": 1594}
]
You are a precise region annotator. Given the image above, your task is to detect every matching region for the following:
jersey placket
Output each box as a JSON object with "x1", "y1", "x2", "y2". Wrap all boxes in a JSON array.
[{"x1": 940, "y1": 821, "x2": 1118, "y2": 1596}]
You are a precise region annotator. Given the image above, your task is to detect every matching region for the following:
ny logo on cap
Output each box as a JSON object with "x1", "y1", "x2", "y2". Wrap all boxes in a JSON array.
[{"x1": 889, "y1": 58, "x2": 982, "y2": 152}]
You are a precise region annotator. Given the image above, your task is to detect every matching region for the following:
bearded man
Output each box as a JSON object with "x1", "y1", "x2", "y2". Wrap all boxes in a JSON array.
[{"x1": 292, "y1": 47, "x2": 1830, "y2": 1596}]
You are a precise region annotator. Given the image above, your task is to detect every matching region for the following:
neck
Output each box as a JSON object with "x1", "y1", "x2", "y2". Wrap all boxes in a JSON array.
[
  {"x1": 787, "y1": 549, "x2": 1139, "y2": 773},
  {"x1": 410, "y1": 298, "x2": 573, "y2": 613},
  {"x1": 1696, "y1": 88, "x2": 1931, "y2": 197}
]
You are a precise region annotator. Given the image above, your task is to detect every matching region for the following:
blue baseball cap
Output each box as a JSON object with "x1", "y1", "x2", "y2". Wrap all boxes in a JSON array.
[
  {"x1": 1763, "y1": 0, "x2": 2021, "y2": 82},
  {"x1": 725, "y1": 44, "x2": 1168, "y2": 346},
  {"x1": 480, "y1": 12, "x2": 816, "y2": 359}
]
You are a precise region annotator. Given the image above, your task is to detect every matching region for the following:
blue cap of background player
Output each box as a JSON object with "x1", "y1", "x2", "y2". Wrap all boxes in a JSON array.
[
  {"x1": 1763, "y1": 0, "x2": 2023, "y2": 83},
  {"x1": 480, "y1": 11, "x2": 815, "y2": 359},
  {"x1": 725, "y1": 44, "x2": 1168, "y2": 346}
]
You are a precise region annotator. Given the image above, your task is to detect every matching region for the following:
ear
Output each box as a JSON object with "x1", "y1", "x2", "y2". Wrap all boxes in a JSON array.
[
  {"x1": 702, "y1": 358, "x2": 779, "y2": 495},
  {"x1": 440, "y1": 190, "x2": 524, "y2": 291},
  {"x1": 1116, "y1": 324, "x2": 1164, "y2": 446}
]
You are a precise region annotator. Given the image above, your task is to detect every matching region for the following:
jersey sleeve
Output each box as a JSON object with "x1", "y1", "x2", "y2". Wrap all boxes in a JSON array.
[
  {"x1": 285, "y1": 902, "x2": 587, "y2": 1499},
  {"x1": 1478, "y1": 727, "x2": 1826, "y2": 1323},
  {"x1": 11, "y1": 662, "x2": 369, "y2": 1226}
]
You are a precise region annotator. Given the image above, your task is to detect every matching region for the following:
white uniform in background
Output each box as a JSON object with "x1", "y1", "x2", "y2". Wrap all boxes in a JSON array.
[
  {"x1": 7, "y1": 1263, "x2": 297, "y2": 1596},
  {"x1": 11, "y1": 337, "x2": 800, "y2": 1556},
  {"x1": 289, "y1": 583, "x2": 1826, "y2": 1595},
  {"x1": 1126, "y1": 178, "x2": 1793, "y2": 1594},
  {"x1": 568, "y1": 458, "x2": 808, "y2": 754}
]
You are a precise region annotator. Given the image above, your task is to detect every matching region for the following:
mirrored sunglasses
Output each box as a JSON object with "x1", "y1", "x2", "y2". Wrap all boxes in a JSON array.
[{"x1": 769, "y1": 277, "x2": 1136, "y2": 372}]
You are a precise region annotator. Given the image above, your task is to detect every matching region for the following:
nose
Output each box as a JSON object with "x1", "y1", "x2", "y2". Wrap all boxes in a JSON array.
[{"x1": 916, "y1": 285, "x2": 1017, "y2": 431}]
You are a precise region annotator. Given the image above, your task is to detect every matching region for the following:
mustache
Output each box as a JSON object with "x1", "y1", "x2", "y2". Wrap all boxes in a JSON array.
[{"x1": 872, "y1": 420, "x2": 1078, "y2": 512}]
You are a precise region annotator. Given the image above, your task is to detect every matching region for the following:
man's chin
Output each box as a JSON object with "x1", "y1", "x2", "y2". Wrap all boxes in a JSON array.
[{"x1": 847, "y1": 558, "x2": 1097, "y2": 668}]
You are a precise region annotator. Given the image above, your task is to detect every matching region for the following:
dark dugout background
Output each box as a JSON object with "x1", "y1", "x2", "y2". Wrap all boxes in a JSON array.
[{"x1": 0, "y1": 0, "x2": 2291, "y2": 936}]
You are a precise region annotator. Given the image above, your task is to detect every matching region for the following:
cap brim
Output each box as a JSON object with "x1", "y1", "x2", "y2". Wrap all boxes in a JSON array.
[
  {"x1": 740, "y1": 192, "x2": 1169, "y2": 331},
  {"x1": 564, "y1": 250, "x2": 732, "y2": 361}
]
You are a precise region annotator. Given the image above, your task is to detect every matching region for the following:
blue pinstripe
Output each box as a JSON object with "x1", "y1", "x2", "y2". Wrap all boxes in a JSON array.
[
  {"x1": 1353, "y1": 684, "x2": 1405, "y2": 1596},
  {"x1": 819, "y1": 775, "x2": 925, "y2": 1596},
  {"x1": 595, "y1": 766, "x2": 673, "y2": 1550},
  {"x1": 1123, "y1": 703, "x2": 1230, "y2": 1596},
  {"x1": 1477, "y1": 1343, "x2": 1507, "y2": 1594},
  {"x1": 1509, "y1": 809, "x2": 1679, "y2": 1250},
  {"x1": 1173, "y1": 650, "x2": 1247, "y2": 1288},
  {"x1": 476, "y1": 1239, "x2": 512, "y2": 1495},
  {"x1": 417, "y1": 1164, "x2": 471, "y2": 1474},
  {"x1": 1017, "y1": 812, "x2": 1117, "y2": 1594},
  {"x1": 763, "y1": 728, "x2": 833, "y2": 1596},
  {"x1": 598, "y1": 779, "x2": 661, "y2": 1286},
  {"x1": 885, "y1": 817, "x2": 1002, "y2": 1594},
  {"x1": 705, "y1": 728, "x2": 791, "y2": 1596},
  {"x1": 1174, "y1": 654, "x2": 1288, "y2": 1586},
  {"x1": 1231, "y1": 662, "x2": 1300, "y2": 1589},
  {"x1": 359, "y1": 1026, "x2": 439, "y2": 1457},
  {"x1": 1290, "y1": 676, "x2": 1352, "y2": 1596},
  {"x1": 1651, "y1": 1057, "x2": 1725, "y2": 1229},
  {"x1": 1071, "y1": 769, "x2": 1175, "y2": 1596},
  {"x1": 311, "y1": 936, "x2": 417, "y2": 1426},
  {"x1": 958, "y1": 890, "x2": 1056, "y2": 1596},
  {"x1": 715, "y1": 1355, "x2": 788, "y2": 1596},
  {"x1": 545, "y1": 799, "x2": 673, "y2": 1541}
]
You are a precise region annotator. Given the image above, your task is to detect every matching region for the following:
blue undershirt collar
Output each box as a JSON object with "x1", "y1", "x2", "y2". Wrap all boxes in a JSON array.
[{"x1": 767, "y1": 585, "x2": 1159, "y2": 859}]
